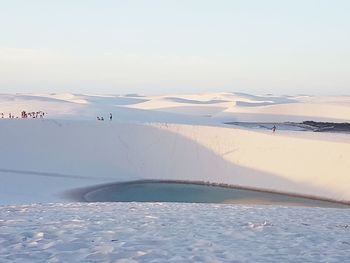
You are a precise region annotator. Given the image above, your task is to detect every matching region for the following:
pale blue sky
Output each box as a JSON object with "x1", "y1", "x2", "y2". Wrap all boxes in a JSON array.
[{"x1": 0, "y1": 0, "x2": 349, "y2": 95}]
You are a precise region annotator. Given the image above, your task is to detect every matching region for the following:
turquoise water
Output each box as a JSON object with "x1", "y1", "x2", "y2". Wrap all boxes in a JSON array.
[{"x1": 84, "y1": 181, "x2": 349, "y2": 208}]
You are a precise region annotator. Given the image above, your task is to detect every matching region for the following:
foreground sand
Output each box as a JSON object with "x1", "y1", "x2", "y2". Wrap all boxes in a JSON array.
[{"x1": 1, "y1": 203, "x2": 350, "y2": 262}]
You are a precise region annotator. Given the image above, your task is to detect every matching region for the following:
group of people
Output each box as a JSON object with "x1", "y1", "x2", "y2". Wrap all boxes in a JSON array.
[
  {"x1": 0, "y1": 111, "x2": 46, "y2": 119},
  {"x1": 21, "y1": 111, "x2": 45, "y2": 119},
  {"x1": 97, "y1": 113, "x2": 113, "y2": 121}
]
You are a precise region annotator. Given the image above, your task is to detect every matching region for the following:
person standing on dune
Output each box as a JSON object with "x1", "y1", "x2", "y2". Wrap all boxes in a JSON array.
[{"x1": 272, "y1": 125, "x2": 276, "y2": 133}]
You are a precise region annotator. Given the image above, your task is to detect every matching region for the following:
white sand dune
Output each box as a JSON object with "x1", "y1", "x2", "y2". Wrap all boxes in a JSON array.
[
  {"x1": 0, "y1": 92, "x2": 349, "y2": 205},
  {"x1": 1, "y1": 92, "x2": 350, "y2": 263},
  {"x1": 223, "y1": 102, "x2": 350, "y2": 122}
]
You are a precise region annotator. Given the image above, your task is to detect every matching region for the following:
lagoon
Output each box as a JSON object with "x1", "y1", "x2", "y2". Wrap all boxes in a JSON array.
[{"x1": 82, "y1": 181, "x2": 349, "y2": 208}]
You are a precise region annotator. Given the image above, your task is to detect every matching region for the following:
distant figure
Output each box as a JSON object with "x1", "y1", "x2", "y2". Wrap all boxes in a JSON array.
[
  {"x1": 109, "y1": 113, "x2": 112, "y2": 121},
  {"x1": 1, "y1": 113, "x2": 3, "y2": 118},
  {"x1": 97, "y1": 117, "x2": 101, "y2": 121},
  {"x1": 101, "y1": 117, "x2": 104, "y2": 121},
  {"x1": 272, "y1": 125, "x2": 276, "y2": 133}
]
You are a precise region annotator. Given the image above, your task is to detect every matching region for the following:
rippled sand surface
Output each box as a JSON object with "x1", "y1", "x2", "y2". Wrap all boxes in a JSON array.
[{"x1": 1, "y1": 203, "x2": 350, "y2": 262}]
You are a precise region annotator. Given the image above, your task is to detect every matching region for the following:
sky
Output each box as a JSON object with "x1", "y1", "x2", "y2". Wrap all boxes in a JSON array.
[{"x1": 0, "y1": 0, "x2": 349, "y2": 95}]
